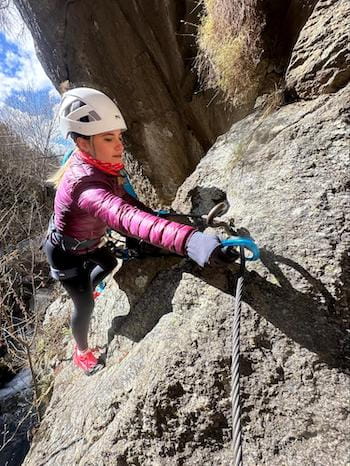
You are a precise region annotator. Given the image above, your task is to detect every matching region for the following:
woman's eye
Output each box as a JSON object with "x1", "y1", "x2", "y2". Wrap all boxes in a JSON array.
[{"x1": 104, "y1": 138, "x2": 112, "y2": 142}]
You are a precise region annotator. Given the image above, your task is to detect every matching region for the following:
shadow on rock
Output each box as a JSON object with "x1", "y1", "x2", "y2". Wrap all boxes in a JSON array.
[
  {"x1": 198, "y1": 248, "x2": 349, "y2": 371},
  {"x1": 107, "y1": 255, "x2": 184, "y2": 343},
  {"x1": 104, "y1": 230, "x2": 349, "y2": 373}
]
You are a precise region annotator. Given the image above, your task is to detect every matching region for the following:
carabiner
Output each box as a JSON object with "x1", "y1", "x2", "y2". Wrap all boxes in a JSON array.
[{"x1": 221, "y1": 237, "x2": 260, "y2": 261}]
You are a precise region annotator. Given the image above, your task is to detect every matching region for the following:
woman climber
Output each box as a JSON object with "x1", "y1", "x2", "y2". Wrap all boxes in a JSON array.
[{"x1": 43, "y1": 87, "x2": 235, "y2": 375}]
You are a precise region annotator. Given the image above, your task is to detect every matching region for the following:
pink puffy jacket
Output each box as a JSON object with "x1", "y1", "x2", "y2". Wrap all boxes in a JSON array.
[{"x1": 54, "y1": 151, "x2": 195, "y2": 255}]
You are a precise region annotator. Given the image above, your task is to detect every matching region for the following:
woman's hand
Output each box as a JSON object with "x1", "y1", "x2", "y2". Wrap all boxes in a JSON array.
[{"x1": 186, "y1": 232, "x2": 239, "y2": 267}]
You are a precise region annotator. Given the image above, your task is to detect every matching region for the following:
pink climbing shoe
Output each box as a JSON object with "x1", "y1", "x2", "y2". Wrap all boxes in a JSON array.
[{"x1": 73, "y1": 345, "x2": 104, "y2": 375}]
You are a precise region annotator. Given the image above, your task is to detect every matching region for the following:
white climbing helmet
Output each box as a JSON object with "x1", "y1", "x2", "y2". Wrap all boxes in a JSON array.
[{"x1": 58, "y1": 87, "x2": 127, "y2": 138}]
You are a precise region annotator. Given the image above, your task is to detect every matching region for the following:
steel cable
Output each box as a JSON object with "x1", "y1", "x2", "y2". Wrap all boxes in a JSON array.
[{"x1": 231, "y1": 247, "x2": 245, "y2": 466}]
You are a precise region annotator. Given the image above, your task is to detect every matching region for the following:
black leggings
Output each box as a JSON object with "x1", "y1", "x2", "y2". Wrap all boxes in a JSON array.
[{"x1": 44, "y1": 240, "x2": 118, "y2": 350}]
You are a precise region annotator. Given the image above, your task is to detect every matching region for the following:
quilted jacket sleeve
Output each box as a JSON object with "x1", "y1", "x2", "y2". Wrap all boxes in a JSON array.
[{"x1": 76, "y1": 179, "x2": 196, "y2": 255}]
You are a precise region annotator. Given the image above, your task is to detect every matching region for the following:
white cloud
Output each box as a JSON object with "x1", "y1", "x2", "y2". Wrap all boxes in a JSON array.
[
  {"x1": 0, "y1": 2, "x2": 70, "y2": 154},
  {"x1": 5, "y1": 50, "x2": 18, "y2": 67},
  {"x1": 0, "y1": 1, "x2": 54, "y2": 107},
  {"x1": 49, "y1": 87, "x2": 60, "y2": 100}
]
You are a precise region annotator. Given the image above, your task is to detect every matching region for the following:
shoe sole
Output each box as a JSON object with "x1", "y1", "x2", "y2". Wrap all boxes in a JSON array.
[
  {"x1": 84, "y1": 363, "x2": 105, "y2": 376},
  {"x1": 84, "y1": 358, "x2": 105, "y2": 376}
]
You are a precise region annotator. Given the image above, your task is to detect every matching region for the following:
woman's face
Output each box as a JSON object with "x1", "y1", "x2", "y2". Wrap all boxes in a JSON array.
[{"x1": 79, "y1": 129, "x2": 124, "y2": 164}]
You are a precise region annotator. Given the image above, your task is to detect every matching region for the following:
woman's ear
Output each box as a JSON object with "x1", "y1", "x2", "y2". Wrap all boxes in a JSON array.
[{"x1": 76, "y1": 137, "x2": 92, "y2": 154}]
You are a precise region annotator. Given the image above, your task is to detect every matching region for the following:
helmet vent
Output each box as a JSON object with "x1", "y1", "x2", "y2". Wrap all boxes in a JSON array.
[
  {"x1": 68, "y1": 100, "x2": 85, "y2": 115},
  {"x1": 88, "y1": 110, "x2": 101, "y2": 121}
]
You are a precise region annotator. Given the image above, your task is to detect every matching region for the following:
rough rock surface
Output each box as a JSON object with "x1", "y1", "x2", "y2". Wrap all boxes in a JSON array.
[
  {"x1": 286, "y1": 0, "x2": 350, "y2": 98},
  {"x1": 24, "y1": 83, "x2": 350, "y2": 465},
  {"x1": 173, "y1": 82, "x2": 350, "y2": 464}
]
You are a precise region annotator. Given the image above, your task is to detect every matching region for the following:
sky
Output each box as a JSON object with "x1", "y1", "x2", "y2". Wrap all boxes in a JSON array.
[{"x1": 0, "y1": 2, "x2": 69, "y2": 154}]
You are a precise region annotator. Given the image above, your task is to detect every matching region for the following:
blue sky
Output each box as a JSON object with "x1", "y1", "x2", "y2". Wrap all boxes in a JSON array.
[
  {"x1": 0, "y1": 33, "x2": 21, "y2": 76},
  {"x1": 0, "y1": 3, "x2": 69, "y2": 153}
]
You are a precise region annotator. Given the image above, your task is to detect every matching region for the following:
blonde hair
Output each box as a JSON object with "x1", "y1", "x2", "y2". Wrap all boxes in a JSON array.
[
  {"x1": 46, "y1": 156, "x2": 73, "y2": 189},
  {"x1": 47, "y1": 135, "x2": 91, "y2": 188}
]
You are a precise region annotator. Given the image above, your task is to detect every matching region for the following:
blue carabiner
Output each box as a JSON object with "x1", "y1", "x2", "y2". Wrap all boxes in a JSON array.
[{"x1": 221, "y1": 237, "x2": 260, "y2": 261}]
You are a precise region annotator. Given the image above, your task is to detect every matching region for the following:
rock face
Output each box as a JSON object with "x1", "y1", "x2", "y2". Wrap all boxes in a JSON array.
[
  {"x1": 173, "y1": 84, "x2": 350, "y2": 464},
  {"x1": 14, "y1": 0, "x2": 238, "y2": 202},
  {"x1": 286, "y1": 0, "x2": 350, "y2": 98},
  {"x1": 23, "y1": 82, "x2": 349, "y2": 465}
]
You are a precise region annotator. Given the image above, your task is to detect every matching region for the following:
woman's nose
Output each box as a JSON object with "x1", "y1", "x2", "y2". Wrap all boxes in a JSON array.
[{"x1": 116, "y1": 139, "x2": 124, "y2": 150}]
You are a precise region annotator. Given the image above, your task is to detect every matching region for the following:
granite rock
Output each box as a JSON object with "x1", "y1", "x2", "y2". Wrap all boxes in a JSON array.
[{"x1": 286, "y1": 0, "x2": 350, "y2": 98}]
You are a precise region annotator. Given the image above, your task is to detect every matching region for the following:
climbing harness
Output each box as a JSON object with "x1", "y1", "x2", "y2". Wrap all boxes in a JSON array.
[
  {"x1": 44, "y1": 214, "x2": 101, "y2": 253},
  {"x1": 100, "y1": 231, "x2": 167, "y2": 261},
  {"x1": 206, "y1": 201, "x2": 260, "y2": 466}
]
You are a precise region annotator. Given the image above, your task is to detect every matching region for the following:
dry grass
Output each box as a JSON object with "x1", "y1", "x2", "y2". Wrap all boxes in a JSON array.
[{"x1": 195, "y1": 0, "x2": 266, "y2": 107}]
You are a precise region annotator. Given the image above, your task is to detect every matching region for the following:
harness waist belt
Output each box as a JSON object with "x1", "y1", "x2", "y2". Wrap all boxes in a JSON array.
[
  {"x1": 48, "y1": 215, "x2": 101, "y2": 252},
  {"x1": 58, "y1": 233, "x2": 101, "y2": 252},
  {"x1": 50, "y1": 266, "x2": 80, "y2": 280}
]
